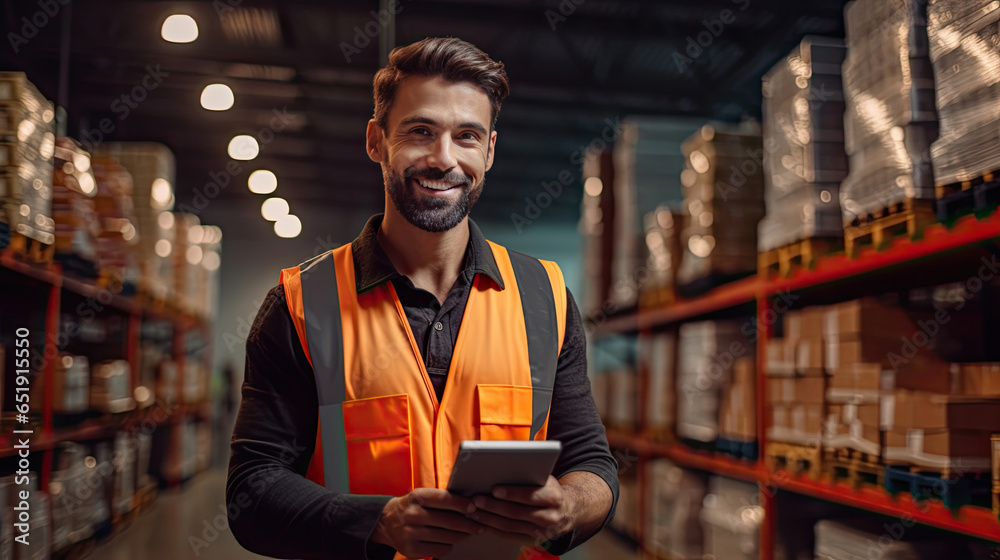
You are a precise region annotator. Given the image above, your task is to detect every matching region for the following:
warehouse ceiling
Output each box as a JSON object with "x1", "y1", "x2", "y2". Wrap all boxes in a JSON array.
[{"x1": 2, "y1": 0, "x2": 848, "y2": 228}]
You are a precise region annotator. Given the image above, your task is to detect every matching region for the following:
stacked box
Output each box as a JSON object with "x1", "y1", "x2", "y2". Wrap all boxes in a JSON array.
[
  {"x1": 719, "y1": 357, "x2": 756, "y2": 443},
  {"x1": 951, "y1": 363, "x2": 1000, "y2": 396},
  {"x1": 758, "y1": 37, "x2": 848, "y2": 251},
  {"x1": 676, "y1": 320, "x2": 753, "y2": 444},
  {"x1": 768, "y1": 307, "x2": 827, "y2": 446},
  {"x1": 638, "y1": 207, "x2": 685, "y2": 308},
  {"x1": 580, "y1": 149, "x2": 615, "y2": 315},
  {"x1": 172, "y1": 213, "x2": 201, "y2": 314},
  {"x1": 824, "y1": 401, "x2": 881, "y2": 456},
  {"x1": 183, "y1": 361, "x2": 210, "y2": 404},
  {"x1": 676, "y1": 123, "x2": 766, "y2": 289},
  {"x1": 882, "y1": 390, "x2": 1000, "y2": 470},
  {"x1": 927, "y1": 0, "x2": 1000, "y2": 185},
  {"x1": 52, "y1": 354, "x2": 89, "y2": 414},
  {"x1": 0, "y1": 72, "x2": 56, "y2": 246},
  {"x1": 95, "y1": 143, "x2": 175, "y2": 299},
  {"x1": 700, "y1": 476, "x2": 762, "y2": 560},
  {"x1": 840, "y1": 0, "x2": 939, "y2": 223},
  {"x1": 158, "y1": 360, "x2": 178, "y2": 406},
  {"x1": 51, "y1": 138, "x2": 100, "y2": 275},
  {"x1": 90, "y1": 156, "x2": 140, "y2": 289},
  {"x1": 90, "y1": 360, "x2": 135, "y2": 413},
  {"x1": 640, "y1": 330, "x2": 676, "y2": 435},
  {"x1": 645, "y1": 461, "x2": 705, "y2": 560}
]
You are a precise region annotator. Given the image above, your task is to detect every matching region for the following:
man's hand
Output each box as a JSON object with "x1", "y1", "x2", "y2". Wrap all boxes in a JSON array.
[
  {"x1": 467, "y1": 476, "x2": 577, "y2": 546},
  {"x1": 371, "y1": 488, "x2": 486, "y2": 559}
]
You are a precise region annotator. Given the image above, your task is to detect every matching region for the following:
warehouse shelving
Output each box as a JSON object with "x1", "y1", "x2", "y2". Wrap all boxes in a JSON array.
[
  {"x1": 593, "y1": 208, "x2": 1000, "y2": 559},
  {"x1": 0, "y1": 254, "x2": 213, "y2": 493}
]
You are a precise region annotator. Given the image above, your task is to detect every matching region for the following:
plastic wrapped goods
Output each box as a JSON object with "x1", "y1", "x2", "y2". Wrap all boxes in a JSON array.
[
  {"x1": 759, "y1": 37, "x2": 848, "y2": 251},
  {"x1": 0, "y1": 72, "x2": 56, "y2": 246},
  {"x1": 701, "y1": 476, "x2": 763, "y2": 560},
  {"x1": 927, "y1": 0, "x2": 1000, "y2": 185},
  {"x1": 676, "y1": 122, "x2": 765, "y2": 287},
  {"x1": 815, "y1": 518, "x2": 964, "y2": 558},
  {"x1": 840, "y1": 0, "x2": 939, "y2": 223}
]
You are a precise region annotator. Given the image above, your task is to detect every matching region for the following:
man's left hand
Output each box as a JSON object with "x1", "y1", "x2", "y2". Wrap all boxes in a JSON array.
[{"x1": 467, "y1": 476, "x2": 576, "y2": 545}]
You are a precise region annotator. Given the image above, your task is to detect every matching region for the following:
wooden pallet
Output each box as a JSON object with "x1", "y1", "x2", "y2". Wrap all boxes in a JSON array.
[
  {"x1": 4, "y1": 231, "x2": 55, "y2": 264},
  {"x1": 765, "y1": 441, "x2": 822, "y2": 480},
  {"x1": 758, "y1": 236, "x2": 843, "y2": 277},
  {"x1": 824, "y1": 447, "x2": 883, "y2": 488},
  {"x1": 936, "y1": 171, "x2": 1000, "y2": 222},
  {"x1": 844, "y1": 198, "x2": 937, "y2": 257},
  {"x1": 935, "y1": 171, "x2": 996, "y2": 198},
  {"x1": 884, "y1": 465, "x2": 993, "y2": 510}
]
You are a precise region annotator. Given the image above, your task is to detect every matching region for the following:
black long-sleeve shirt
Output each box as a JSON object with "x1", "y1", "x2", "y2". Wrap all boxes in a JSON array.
[{"x1": 227, "y1": 216, "x2": 618, "y2": 559}]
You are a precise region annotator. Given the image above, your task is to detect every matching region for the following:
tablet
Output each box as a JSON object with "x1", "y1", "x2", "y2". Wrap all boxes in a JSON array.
[{"x1": 446, "y1": 440, "x2": 562, "y2": 497}]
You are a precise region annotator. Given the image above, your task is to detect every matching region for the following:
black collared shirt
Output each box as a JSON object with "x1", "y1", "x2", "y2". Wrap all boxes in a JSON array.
[{"x1": 227, "y1": 215, "x2": 618, "y2": 560}]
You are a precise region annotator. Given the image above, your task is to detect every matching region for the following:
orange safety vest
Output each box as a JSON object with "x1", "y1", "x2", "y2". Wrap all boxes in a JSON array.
[{"x1": 280, "y1": 240, "x2": 567, "y2": 560}]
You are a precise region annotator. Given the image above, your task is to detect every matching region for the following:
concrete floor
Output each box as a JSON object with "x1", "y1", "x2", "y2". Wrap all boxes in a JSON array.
[{"x1": 91, "y1": 468, "x2": 636, "y2": 560}]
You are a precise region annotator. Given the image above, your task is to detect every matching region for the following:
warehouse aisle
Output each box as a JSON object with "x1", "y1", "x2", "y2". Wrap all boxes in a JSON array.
[{"x1": 90, "y1": 469, "x2": 634, "y2": 560}]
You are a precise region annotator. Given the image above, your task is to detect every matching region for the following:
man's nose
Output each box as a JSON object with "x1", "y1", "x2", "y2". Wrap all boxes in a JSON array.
[{"x1": 426, "y1": 135, "x2": 459, "y2": 171}]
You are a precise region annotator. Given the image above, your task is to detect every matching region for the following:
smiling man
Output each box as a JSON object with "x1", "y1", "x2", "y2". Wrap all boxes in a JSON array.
[{"x1": 227, "y1": 37, "x2": 618, "y2": 560}]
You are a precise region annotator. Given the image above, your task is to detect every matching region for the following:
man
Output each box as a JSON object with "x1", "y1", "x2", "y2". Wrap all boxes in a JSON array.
[{"x1": 228, "y1": 37, "x2": 618, "y2": 560}]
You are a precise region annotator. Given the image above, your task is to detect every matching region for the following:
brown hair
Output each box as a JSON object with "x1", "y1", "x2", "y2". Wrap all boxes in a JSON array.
[{"x1": 372, "y1": 37, "x2": 510, "y2": 131}]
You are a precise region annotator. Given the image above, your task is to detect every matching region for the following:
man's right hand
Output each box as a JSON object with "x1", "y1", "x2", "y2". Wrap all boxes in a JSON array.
[{"x1": 371, "y1": 488, "x2": 486, "y2": 559}]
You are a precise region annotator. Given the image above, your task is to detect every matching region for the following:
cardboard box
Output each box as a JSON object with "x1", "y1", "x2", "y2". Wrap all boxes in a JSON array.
[
  {"x1": 829, "y1": 336, "x2": 951, "y2": 393},
  {"x1": 796, "y1": 338, "x2": 825, "y2": 374},
  {"x1": 826, "y1": 297, "x2": 912, "y2": 340},
  {"x1": 786, "y1": 307, "x2": 825, "y2": 342},
  {"x1": 771, "y1": 405, "x2": 790, "y2": 429},
  {"x1": 720, "y1": 357, "x2": 756, "y2": 440},
  {"x1": 791, "y1": 404, "x2": 823, "y2": 436},
  {"x1": 887, "y1": 429, "x2": 993, "y2": 458},
  {"x1": 886, "y1": 390, "x2": 1000, "y2": 431},
  {"x1": 828, "y1": 362, "x2": 884, "y2": 392},
  {"x1": 768, "y1": 375, "x2": 825, "y2": 404},
  {"x1": 954, "y1": 363, "x2": 1000, "y2": 397},
  {"x1": 766, "y1": 337, "x2": 796, "y2": 376}
]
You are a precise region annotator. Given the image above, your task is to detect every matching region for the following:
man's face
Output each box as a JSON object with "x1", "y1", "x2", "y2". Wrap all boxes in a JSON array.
[{"x1": 367, "y1": 75, "x2": 496, "y2": 233}]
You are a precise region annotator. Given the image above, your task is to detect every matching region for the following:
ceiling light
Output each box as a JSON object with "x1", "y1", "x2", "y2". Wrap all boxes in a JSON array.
[
  {"x1": 155, "y1": 239, "x2": 172, "y2": 258},
  {"x1": 186, "y1": 245, "x2": 203, "y2": 265},
  {"x1": 201, "y1": 84, "x2": 234, "y2": 111},
  {"x1": 161, "y1": 14, "x2": 199, "y2": 43},
  {"x1": 158, "y1": 211, "x2": 175, "y2": 230},
  {"x1": 202, "y1": 250, "x2": 221, "y2": 271},
  {"x1": 261, "y1": 197, "x2": 289, "y2": 221},
  {"x1": 151, "y1": 178, "x2": 173, "y2": 208},
  {"x1": 274, "y1": 214, "x2": 301, "y2": 238},
  {"x1": 584, "y1": 177, "x2": 603, "y2": 197},
  {"x1": 228, "y1": 135, "x2": 259, "y2": 160},
  {"x1": 248, "y1": 170, "x2": 277, "y2": 194}
]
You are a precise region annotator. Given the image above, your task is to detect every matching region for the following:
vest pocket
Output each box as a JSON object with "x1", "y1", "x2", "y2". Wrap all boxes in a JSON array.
[
  {"x1": 476, "y1": 384, "x2": 534, "y2": 441},
  {"x1": 342, "y1": 393, "x2": 413, "y2": 496}
]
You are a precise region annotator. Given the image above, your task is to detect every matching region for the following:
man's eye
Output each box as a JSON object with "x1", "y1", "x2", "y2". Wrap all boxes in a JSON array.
[
  {"x1": 460, "y1": 132, "x2": 478, "y2": 140},
  {"x1": 410, "y1": 128, "x2": 430, "y2": 135}
]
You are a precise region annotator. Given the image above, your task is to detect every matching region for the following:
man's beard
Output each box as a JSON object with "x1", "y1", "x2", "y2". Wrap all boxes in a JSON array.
[{"x1": 384, "y1": 163, "x2": 484, "y2": 233}]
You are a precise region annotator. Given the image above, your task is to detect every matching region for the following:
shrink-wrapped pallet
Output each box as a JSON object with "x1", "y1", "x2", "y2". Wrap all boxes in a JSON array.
[
  {"x1": 52, "y1": 138, "x2": 101, "y2": 276},
  {"x1": 0, "y1": 72, "x2": 56, "y2": 247},
  {"x1": 580, "y1": 149, "x2": 615, "y2": 315},
  {"x1": 759, "y1": 37, "x2": 848, "y2": 251},
  {"x1": 95, "y1": 143, "x2": 175, "y2": 299},
  {"x1": 927, "y1": 0, "x2": 1000, "y2": 185},
  {"x1": 701, "y1": 477, "x2": 762, "y2": 560},
  {"x1": 840, "y1": 0, "x2": 939, "y2": 223},
  {"x1": 676, "y1": 123, "x2": 765, "y2": 291},
  {"x1": 677, "y1": 320, "x2": 753, "y2": 444},
  {"x1": 638, "y1": 207, "x2": 685, "y2": 307}
]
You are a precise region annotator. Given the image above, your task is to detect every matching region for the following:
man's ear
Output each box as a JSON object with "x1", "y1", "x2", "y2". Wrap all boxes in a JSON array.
[
  {"x1": 484, "y1": 130, "x2": 497, "y2": 172},
  {"x1": 366, "y1": 119, "x2": 385, "y2": 163}
]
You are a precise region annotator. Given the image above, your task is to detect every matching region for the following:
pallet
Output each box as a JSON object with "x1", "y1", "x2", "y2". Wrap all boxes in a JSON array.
[
  {"x1": 883, "y1": 464, "x2": 993, "y2": 510},
  {"x1": 758, "y1": 236, "x2": 843, "y2": 277},
  {"x1": 824, "y1": 447, "x2": 883, "y2": 488},
  {"x1": 935, "y1": 171, "x2": 999, "y2": 222},
  {"x1": 993, "y1": 482, "x2": 999, "y2": 518},
  {"x1": 716, "y1": 437, "x2": 759, "y2": 462},
  {"x1": 4, "y1": 231, "x2": 55, "y2": 264},
  {"x1": 765, "y1": 441, "x2": 822, "y2": 480},
  {"x1": 844, "y1": 198, "x2": 937, "y2": 257}
]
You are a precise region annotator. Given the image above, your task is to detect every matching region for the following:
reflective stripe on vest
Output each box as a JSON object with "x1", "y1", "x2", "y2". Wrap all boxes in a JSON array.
[{"x1": 280, "y1": 240, "x2": 566, "y2": 560}]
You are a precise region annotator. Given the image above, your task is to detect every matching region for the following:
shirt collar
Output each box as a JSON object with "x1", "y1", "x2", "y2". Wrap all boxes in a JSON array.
[{"x1": 351, "y1": 214, "x2": 505, "y2": 293}]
